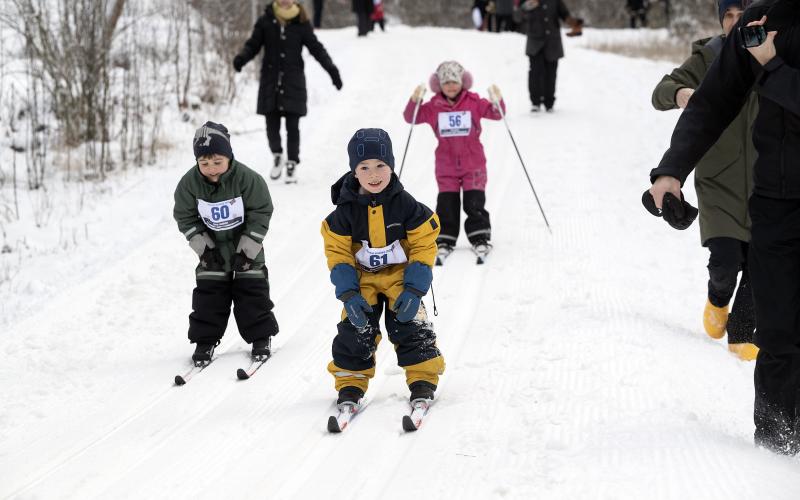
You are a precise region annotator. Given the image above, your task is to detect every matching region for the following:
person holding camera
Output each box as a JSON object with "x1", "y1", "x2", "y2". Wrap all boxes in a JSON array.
[
  {"x1": 650, "y1": 0, "x2": 758, "y2": 361},
  {"x1": 520, "y1": 0, "x2": 583, "y2": 113},
  {"x1": 646, "y1": 0, "x2": 800, "y2": 455}
]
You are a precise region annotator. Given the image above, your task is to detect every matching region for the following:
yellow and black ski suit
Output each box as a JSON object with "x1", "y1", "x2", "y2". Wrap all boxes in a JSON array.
[{"x1": 321, "y1": 172, "x2": 445, "y2": 393}]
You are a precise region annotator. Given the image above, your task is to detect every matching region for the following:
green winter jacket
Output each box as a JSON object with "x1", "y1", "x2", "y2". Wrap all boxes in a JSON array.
[
  {"x1": 173, "y1": 159, "x2": 273, "y2": 279},
  {"x1": 651, "y1": 36, "x2": 757, "y2": 245}
]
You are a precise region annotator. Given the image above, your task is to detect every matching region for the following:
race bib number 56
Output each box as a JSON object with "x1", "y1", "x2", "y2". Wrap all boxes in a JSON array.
[
  {"x1": 438, "y1": 111, "x2": 472, "y2": 137},
  {"x1": 198, "y1": 197, "x2": 245, "y2": 231}
]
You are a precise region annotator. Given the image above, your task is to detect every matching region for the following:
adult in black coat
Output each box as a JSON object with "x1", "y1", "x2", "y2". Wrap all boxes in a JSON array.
[
  {"x1": 234, "y1": 0, "x2": 342, "y2": 183},
  {"x1": 521, "y1": 0, "x2": 582, "y2": 112},
  {"x1": 352, "y1": 0, "x2": 375, "y2": 36},
  {"x1": 626, "y1": 0, "x2": 650, "y2": 28}
]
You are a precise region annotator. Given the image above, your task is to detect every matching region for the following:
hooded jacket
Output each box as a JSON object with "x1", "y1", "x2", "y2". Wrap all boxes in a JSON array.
[
  {"x1": 652, "y1": 35, "x2": 758, "y2": 244},
  {"x1": 403, "y1": 90, "x2": 505, "y2": 185}
]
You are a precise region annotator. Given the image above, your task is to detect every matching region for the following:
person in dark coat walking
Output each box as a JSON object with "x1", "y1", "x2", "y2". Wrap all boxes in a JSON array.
[
  {"x1": 233, "y1": 0, "x2": 343, "y2": 184},
  {"x1": 646, "y1": 0, "x2": 800, "y2": 455},
  {"x1": 626, "y1": 0, "x2": 650, "y2": 28},
  {"x1": 494, "y1": 0, "x2": 516, "y2": 32},
  {"x1": 521, "y1": 0, "x2": 583, "y2": 112},
  {"x1": 650, "y1": 0, "x2": 757, "y2": 361},
  {"x1": 352, "y1": 0, "x2": 374, "y2": 37}
]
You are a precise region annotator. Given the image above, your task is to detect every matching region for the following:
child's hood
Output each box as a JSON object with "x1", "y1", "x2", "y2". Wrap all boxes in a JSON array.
[{"x1": 330, "y1": 171, "x2": 404, "y2": 206}]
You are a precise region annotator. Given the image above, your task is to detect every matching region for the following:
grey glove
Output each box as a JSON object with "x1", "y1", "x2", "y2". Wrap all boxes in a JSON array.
[
  {"x1": 234, "y1": 235, "x2": 263, "y2": 271},
  {"x1": 188, "y1": 232, "x2": 216, "y2": 257}
]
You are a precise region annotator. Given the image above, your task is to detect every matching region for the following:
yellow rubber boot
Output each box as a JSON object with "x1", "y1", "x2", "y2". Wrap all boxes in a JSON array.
[
  {"x1": 703, "y1": 299, "x2": 728, "y2": 339},
  {"x1": 729, "y1": 343, "x2": 759, "y2": 361}
]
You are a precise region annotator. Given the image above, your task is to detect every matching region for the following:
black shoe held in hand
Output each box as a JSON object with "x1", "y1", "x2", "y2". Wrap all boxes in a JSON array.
[{"x1": 641, "y1": 190, "x2": 698, "y2": 230}]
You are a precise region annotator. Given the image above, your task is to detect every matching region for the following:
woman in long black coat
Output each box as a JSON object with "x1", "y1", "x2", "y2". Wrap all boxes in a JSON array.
[
  {"x1": 234, "y1": 0, "x2": 342, "y2": 183},
  {"x1": 352, "y1": 0, "x2": 374, "y2": 37}
]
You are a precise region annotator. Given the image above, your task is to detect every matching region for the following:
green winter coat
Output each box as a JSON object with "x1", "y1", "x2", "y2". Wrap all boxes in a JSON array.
[
  {"x1": 173, "y1": 159, "x2": 273, "y2": 279},
  {"x1": 651, "y1": 36, "x2": 758, "y2": 245}
]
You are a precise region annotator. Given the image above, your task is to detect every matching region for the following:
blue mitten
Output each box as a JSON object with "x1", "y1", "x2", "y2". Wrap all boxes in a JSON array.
[
  {"x1": 341, "y1": 291, "x2": 373, "y2": 329},
  {"x1": 403, "y1": 261, "x2": 433, "y2": 295},
  {"x1": 330, "y1": 263, "x2": 360, "y2": 299},
  {"x1": 393, "y1": 290, "x2": 422, "y2": 323}
]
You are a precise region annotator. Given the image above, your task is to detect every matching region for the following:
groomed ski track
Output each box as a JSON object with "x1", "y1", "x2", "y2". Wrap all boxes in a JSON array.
[{"x1": 2, "y1": 26, "x2": 800, "y2": 500}]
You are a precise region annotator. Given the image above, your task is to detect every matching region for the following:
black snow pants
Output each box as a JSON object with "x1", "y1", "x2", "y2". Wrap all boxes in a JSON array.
[
  {"x1": 706, "y1": 237, "x2": 755, "y2": 344},
  {"x1": 436, "y1": 190, "x2": 491, "y2": 247},
  {"x1": 749, "y1": 195, "x2": 800, "y2": 454},
  {"x1": 529, "y1": 53, "x2": 559, "y2": 109},
  {"x1": 188, "y1": 268, "x2": 279, "y2": 345},
  {"x1": 266, "y1": 112, "x2": 301, "y2": 163}
]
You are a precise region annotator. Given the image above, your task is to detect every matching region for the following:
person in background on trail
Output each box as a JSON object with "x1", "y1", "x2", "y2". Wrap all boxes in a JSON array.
[
  {"x1": 313, "y1": 0, "x2": 324, "y2": 28},
  {"x1": 173, "y1": 122, "x2": 279, "y2": 365},
  {"x1": 645, "y1": 0, "x2": 800, "y2": 455},
  {"x1": 626, "y1": 0, "x2": 650, "y2": 28},
  {"x1": 494, "y1": 0, "x2": 516, "y2": 32},
  {"x1": 650, "y1": 0, "x2": 757, "y2": 361},
  {"x1": 473, "y1": 0, "x2": 490, "y2": 30},
  {"x1": 403, "y1": 61, "x2": 506, "y2": 263},
  {"x1": 321, "y1": 128, "x2": 445, "y2": 407},
  {"x1": 233, "y1": 0, "x2": 342, "y2": 184},
  {"x1": 352, "y1": 0, "x2": 374, "y2": 37},
  {"x1": 370, "y1": 0, "x2": 386, "y2": 32},
  {"x1": 521, "y1": 0, "x2": 583, "y2": 113}
]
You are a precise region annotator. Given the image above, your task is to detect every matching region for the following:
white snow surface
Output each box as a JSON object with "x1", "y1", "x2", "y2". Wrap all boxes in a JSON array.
[{"x1": 2, "y1": 26, "x2": 800, "y2": 499}]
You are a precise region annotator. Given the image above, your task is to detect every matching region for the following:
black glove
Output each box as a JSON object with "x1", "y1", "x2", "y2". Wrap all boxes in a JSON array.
[
  {"x1": 233, "y1": 55, "x2": 245, "y2": 73},
  {"x1": 641, "y1": 190, "x2": 698, "y2": 230},
  {"x1": 330, "y1": 67, "x2": 343, "y2": 90},
  {"x1": 233, "y1": 251, "x2": 255, "y2": 272},
  {"x1": 200, "y1": 247, "x2": 225, "y2": 271}
]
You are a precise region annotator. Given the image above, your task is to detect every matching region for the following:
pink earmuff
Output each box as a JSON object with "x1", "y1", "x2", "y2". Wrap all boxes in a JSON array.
[{"x1": 428, "y1": 70, "x2": 473, "y2": 94}]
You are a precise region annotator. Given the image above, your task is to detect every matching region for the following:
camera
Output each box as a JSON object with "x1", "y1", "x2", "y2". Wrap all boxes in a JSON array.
[{"x1": 739, "y1": 25, "x2": 767, "y2": 48}]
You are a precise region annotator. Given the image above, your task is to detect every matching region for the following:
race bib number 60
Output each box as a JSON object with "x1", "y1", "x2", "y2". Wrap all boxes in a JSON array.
[
  {"x1": 197, "y1": 197, "x2": 245, "y2": 231},
  {"x1": 438, "y1": 111, "x2": 472, "y2": 137}
]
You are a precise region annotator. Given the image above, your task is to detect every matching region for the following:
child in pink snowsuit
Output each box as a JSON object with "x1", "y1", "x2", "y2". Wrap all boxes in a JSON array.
[{"x1": 403, "y1": 60, "x2": 505, "y2": 257}]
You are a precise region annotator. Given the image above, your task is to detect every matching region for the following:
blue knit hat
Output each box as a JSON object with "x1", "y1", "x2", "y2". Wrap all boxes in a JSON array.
[
  {"x1": 718, "y1": 0, "x2": 744, "y2": 24},
  {"x1": 193, "y1": 121, "x2": 233, "y2": 160},
  {"x1": 347, "y1": 128, "x2": 395, "y2": 171}
]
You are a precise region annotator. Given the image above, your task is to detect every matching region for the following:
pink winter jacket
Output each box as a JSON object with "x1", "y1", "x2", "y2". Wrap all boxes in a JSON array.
[{"x1": 403, "y1": 90, "x2": 505, "y2": 181}]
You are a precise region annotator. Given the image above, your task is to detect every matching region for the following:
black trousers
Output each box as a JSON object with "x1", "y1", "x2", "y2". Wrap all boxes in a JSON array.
[
  {"x1": 356, "y1": 12, "x2": 371, "y2": 36},
  {"x1": 749, "y1": 195, "x2": 800, "y2": 454},
  {"x1": 706, "y1": 237, "x2": 755, "y2": 344},
  {"x1": 313, "y1": 0, "x2": 324, "y2": 28},
  {"x1": 494, "y1": 14, "x2": 513, "y2": 32},
  {"x1": 436, "y1": 190, "x2": 491, "y2": 246},
  {"x1": 629, "y1": 12, "x2": 648, "y2": 28},
  {"x1": 332, "y1": 295, "x2": 441, "y2": 371},
  {"x1": 529, "y1": 53, "x2": 559, "y2": 109},
  {"x1": 188, "y1": 270, "x2": 279, "y2": 345},
  {"x1": 265, "y1": 112, "x2": 300, "y2": 163}
]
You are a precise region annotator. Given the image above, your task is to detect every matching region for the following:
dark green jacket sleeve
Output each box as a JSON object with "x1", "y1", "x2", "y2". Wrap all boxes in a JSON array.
[
  {"x1": 240, "y1": 169, "x2": 273, "y2": 244},
  {"x1": 651, "y1": 51, "x2": 706, "y2": 111},
  {"x1": 173, "y1": 174, "x2": 205, "y2": 240}
]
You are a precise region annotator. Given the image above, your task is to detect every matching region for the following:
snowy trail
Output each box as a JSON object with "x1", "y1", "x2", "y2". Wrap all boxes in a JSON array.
[{"x1": 3, "y1": 27, "x2": 800, "y2": 500}]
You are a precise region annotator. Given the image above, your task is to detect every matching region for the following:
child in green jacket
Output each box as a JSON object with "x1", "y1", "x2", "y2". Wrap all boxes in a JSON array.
[{"x1": 173, "y1": 121, "x2": 279, "y2": 365}]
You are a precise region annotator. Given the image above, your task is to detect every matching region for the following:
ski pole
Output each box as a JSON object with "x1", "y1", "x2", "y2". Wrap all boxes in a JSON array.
[
  {"x1": 398, "y1": 84, "x2": 425, "y2": 180},
  {"x1": 489, "y1": 88, "x2": 553, "y2": 234}
]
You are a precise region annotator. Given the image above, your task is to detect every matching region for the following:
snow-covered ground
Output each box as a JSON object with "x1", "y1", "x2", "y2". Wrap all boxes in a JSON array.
[{"x1": 2, "y1": 26, "x2": 799, "y2": 500}]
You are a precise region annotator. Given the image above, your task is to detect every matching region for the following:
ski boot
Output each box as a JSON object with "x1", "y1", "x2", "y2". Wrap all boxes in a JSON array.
[
  {"x1": 285, "y1": 160, "x2": 298, "y2": 184},
  {"x1": 337, "y1": 386, "x2": 365, "y2": 406},
  {"x1": 703, "y1": 299, "x2": 728, "y2": 339},
  {"x1": 270, "y1": 153, "x2": 283, "y2": 180},
  {"x1": 409, "y1": 380, "x2": 436, "y2": 403},
  {"x1": 471, "y1": 240, "x2": 493, "y2": 264},
  {"x1": 192, "y1": 341, "x2": 218, "y2": 366},
  {"x1": 435, "y1": 243, "x2": 454, "y2": 266},
  {"x1": 251, "y1": 337, "x2": 271, "y2": 360}
]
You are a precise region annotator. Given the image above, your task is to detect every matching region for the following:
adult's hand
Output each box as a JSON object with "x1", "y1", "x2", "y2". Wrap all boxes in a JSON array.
[
  {"x1": 648, "y1": 175, "x2": 681, "y2": 210},
  {"x1": 676, "y1": 88, "x2": 694, "y2": 109},
  {"x1": 746, "y1": 16, "x2": 777, "y2": 66},
  {"x1": 233, "y1": 55, "x2": 245, "y2": 73},
  {"x1": 330, "y1": 66, "x2": 343, "y2": 90}
]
